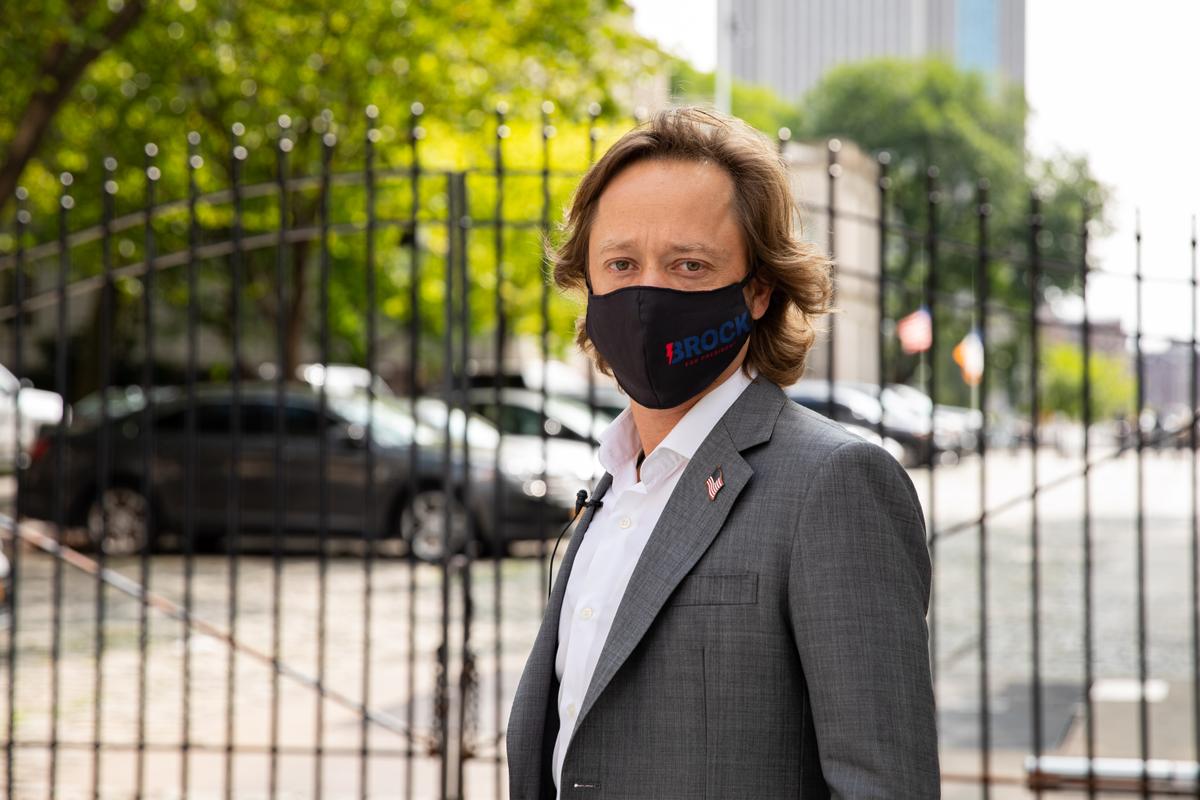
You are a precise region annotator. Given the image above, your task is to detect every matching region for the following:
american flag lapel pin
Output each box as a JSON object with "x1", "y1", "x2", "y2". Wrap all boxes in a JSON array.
[{"x1": 705, "y1": 465, "x2": 725, "y2": 501}]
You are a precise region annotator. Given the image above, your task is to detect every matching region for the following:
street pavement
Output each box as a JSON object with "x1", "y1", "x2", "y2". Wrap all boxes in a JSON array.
[{"x1": 1, "y1": 445, "x2": 1198, "y2": 797}]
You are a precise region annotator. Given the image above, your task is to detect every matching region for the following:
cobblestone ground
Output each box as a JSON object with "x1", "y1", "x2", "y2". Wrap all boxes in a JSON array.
[{"x1": 1, "y1": 446, "x2": 1197, "y2": 798}]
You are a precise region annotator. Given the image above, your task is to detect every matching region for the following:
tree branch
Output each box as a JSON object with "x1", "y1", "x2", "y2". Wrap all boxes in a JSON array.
[{"x1": 0, "y1": 0, "x2": 146, "y2": 210}]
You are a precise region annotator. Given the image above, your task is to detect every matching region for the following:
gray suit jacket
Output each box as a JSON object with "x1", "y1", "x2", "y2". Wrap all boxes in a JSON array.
[{"x1": 506, "y1": 375, "x2": 939, "y2": 799}]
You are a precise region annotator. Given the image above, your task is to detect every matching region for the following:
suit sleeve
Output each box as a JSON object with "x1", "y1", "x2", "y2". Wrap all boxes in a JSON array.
[{"x1": 786, "y1": 438, "x2": 940, "y2": 797}]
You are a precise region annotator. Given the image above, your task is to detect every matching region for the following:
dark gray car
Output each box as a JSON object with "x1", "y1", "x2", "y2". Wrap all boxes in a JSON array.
[{"x1": 18, "y1": 381, "x2": 580, "y2": 561}]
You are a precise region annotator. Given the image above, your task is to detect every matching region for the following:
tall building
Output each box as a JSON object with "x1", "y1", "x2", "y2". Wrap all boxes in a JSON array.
[{"x1": 720, "y1": 0, "x2": 1025, "y2": 103}]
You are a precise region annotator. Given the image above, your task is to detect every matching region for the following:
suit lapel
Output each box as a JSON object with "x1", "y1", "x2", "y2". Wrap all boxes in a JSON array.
[
  {"x1": 545, "y1": 472, "x2": 613, "y2": 646},
  {"x1": 507, "y1": 471, "x2": 613, "y2": 799},
  {"x1": 573, "y1": 376, "x2": 787, "y2": 731}
]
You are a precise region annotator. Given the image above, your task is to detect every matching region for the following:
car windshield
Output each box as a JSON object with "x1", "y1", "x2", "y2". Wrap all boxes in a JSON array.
[
  {"x1": 299, "y1": 363, "x2": 394, "y2": 398},
  {"x1": 0, "y1": 364, "x2": 18, "y2": 394},
  {"x1": 411, "y1": 397, "x2": 501, "y2": 448},
  {"x1": 789, "y1": 380, "x2": 882, "y2": 425},
  {"x1": 544, "y1": 395, "x2": 613, "y2": 435},
  {"x1": 332, "y1": 392, "x2": 501, "y2": 449},
  {"x1": 71, "y1": 385, "x2": 183, "y2": 430},
  {"x1": 326, "y1": 394, "x2": 435, "y2": 447}
]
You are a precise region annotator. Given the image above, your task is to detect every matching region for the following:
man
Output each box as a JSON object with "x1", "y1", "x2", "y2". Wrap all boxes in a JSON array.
[{"x1": 506, "y1": 106, "x2": 939, "y2": 799}]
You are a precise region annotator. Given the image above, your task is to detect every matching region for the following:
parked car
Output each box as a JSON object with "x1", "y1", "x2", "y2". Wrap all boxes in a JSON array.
[
  {"x1": 784, "y1": 379, "x2": 932, "y2": 467},
  {"x1": 18, "y1": 381, "x2": 586, "y2": 562},
  {"x1": 468, "y1": 387, "x2": 614, "y2": 446},
  {"x1": 1115, "y1": 406, "x2": 1195, "y2": 451},
  {"x1": 0, "y1": 543, "x2": 9, "y2": 630},
  {"x1": 840, "y1": 422, "x2": 909, "y2": 466},
  {"x1": 399, "y1": 391, "x2": 603, "y2": 504},
  {"x1": 0, "y1": 363, "x2": 64, "y2": 472},
  {"x1": 870, "y1": 382, "x2": 982, "y2": 457},
  {"x1": 296, "y1": 362, "x2": 395, "y2": 399},
  {"x1": 468, "y1": 361, "x2": 629, "y2": 420}
]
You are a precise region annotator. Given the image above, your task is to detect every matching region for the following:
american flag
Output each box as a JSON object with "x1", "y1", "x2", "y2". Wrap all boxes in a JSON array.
[
  {"x1": 706, "y1": 466, "x2": 725, "y2": 501},
  {"x1": 897, "y1": 306, "x2": 933, "y2": 354}
]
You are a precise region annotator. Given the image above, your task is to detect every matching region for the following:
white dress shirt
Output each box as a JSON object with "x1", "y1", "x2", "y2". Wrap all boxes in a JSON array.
[{"x1": 551, "y1": 364, "x2": 758, "y2": 797}]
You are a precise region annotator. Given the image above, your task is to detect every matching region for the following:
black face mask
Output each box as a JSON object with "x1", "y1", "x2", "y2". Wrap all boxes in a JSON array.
[{"x1": 585, "y1": 273, "x2": 755, "y2": 409}]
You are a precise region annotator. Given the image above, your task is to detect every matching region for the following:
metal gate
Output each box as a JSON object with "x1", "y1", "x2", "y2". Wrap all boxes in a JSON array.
[{"x1": 1, "y1": 104, "x2": 1199, "y2": 798}]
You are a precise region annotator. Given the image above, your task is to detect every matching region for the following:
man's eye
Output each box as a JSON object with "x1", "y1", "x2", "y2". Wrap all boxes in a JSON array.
[
  {"x1": 610, "y1": 259, "x2": 633, "y2": 272},
  {"x1": 680, "y1": 260, "x2": 705, "y2": 272}
]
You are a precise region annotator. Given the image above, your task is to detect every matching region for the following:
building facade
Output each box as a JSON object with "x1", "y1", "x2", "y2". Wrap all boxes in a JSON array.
[{"x1": 720, "y1": 0, "x2": 1025, "y2": 103}]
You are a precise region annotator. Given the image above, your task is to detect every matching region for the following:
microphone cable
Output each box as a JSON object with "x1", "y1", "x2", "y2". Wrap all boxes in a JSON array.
[{"x1": 547, "y1": 489, "x2": 603, "y2": 601}]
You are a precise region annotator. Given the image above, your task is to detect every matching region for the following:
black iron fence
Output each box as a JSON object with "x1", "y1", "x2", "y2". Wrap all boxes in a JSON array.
[{"x1": 1, "y1": 103, "x2": 1198, "y2": 799}]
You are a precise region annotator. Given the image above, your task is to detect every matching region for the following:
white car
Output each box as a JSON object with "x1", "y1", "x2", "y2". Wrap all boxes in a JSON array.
[
  {"x1": 0, "y1": 545, "x2": 8, "y2": 624},
  {"x1": 0, "y1": 363, "x2": 64, "y2": 471},
  {"x1": 296, "y1": 362, "x2": 395, "y2": 399}
]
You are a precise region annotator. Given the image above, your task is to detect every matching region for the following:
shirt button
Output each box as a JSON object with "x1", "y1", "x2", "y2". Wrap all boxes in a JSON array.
[
  {"x1": 580, "y1": 607, "x2": 594, "y2": 620},
  {"x1": 618, "y1": 516, "x2": 632, "y2": 529},
  {"x1": 566, "y1": 703, "x2": 577, "y2": 717}
]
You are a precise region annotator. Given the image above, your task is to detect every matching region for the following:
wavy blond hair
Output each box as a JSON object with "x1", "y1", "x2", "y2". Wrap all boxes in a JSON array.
[{"x1": 549, "y1": 105, "x2": 834, "y2": 389}]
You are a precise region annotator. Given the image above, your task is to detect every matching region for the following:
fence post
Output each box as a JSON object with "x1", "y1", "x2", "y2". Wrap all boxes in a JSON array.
[
  {"x1": 269, "y1": 120, "x2": 293, "y2": 800},
  {"x1": 314, "y1": 122, "x2": 336, "y2": 800},
  {"x1": 182, "y1": 131, "x2": 202, "y2": 799},
  {"x1": 402, "y1": 100, "x2": 424, "y2": 800},
  {"x1": 49, "y1": 169, "x2": 74, "y2": 799},
  {"x1": 93, "y1": 154, "x2": 117, "y2": 798},
  {"x1": 876, "y1": 152, "x2": 890, "y2": 441},
  {"x1": 136, "y1": 142, "x2": 161, "y2": 800},
  {"x1": 1028, "y1": 191, "x2": 1044, "y2": 797},
  {"x1": 491, "y1": 100, "x2": 510, "y2": 800},
  {"x1": 224, "y1": 123, "x2": 248, "y2": 800},
  {"x1": 455, "y1": 165, "x2": 477, "y2": 794},
  {"x1": 1191, "y1": 213, "x2": 1200, "y2": 789},
  {"x1": 537, "y1": 101, "x2": 555, "y2": 616},
  {"x1": 4, "y1": 186, "x2": 30, "y2": 800},
  {"x1": 975, "y1": 177, "x2": 992, "y2": 797},
  {"x1": 1133, "y1": 209, "x2": 1149, "y2": 797},
  {"x1": 1080, "y1": 199, "x2": 1097, "y2": 797},
  {"x1": 924, "y1": 164, "x2": 940, "y2": 686},
  {"x1": 826, "y1": 138, "x2": 840, "y2": 400}
]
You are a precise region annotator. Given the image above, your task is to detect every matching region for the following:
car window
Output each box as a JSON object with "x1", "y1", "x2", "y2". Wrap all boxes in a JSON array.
[
  {"x1": 501, "y1": 406, "x2": 544, "y2": 437},
  {"x1": 154, "y1": 403, "x2": 237, "y2": 434},
  {"x1": 244, "y1": 402, "x2": 333, "y2": 438},
  {"x1": 153, "y1": 400, "x2": 333, "y2": 437},
  {"x1": 0, "y1": 365, "x2": 19, "y2": 394},
  {"x1": 285, "y1": 405, "x2": 324, "y2": 437},
  {"x1": 154, "y1": 408, "x2": 186, "y2": 433}
]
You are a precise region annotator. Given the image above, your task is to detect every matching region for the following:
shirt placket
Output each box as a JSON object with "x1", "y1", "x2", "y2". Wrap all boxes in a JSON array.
[{"x1": 563, "y1": 485, "x2": 642, "y2": 736}]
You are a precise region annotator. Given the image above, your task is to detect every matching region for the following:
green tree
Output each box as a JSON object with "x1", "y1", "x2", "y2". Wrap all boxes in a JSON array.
[
  {"x1": 799, "y1": 57, "x2": 1113, "y2": 405},
  {"x1": 0, "y1": 0, "x2": 660, "y2": 399},
  {"x1": 667, "y1": 60, "x2": 804, "y2": 136},
  {"x1": 1040, "y1": 340, "x2": 1134, "y2": 422}
]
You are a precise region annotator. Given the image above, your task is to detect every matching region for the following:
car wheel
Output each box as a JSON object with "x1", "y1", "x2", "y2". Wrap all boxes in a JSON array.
[
  {"x1": 86, "y1": 486, "x2": 151, "y2": 557},
  {"x1": 397, "y1": 488, "x2": 470, "y2": 563}
]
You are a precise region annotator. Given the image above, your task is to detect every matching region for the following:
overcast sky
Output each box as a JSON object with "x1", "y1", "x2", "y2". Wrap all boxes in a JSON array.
[{"x1": 626, "y1": 0, "x2": 1200, "y2": 345}]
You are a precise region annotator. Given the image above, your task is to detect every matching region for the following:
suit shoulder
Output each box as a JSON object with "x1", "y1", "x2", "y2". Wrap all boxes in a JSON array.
[
  {"x1": 763, "y1": 400, "x2": 914, "y2": 501},
  {"x1": 771, "y1": 398, "x2": 881, "y2": 458}
]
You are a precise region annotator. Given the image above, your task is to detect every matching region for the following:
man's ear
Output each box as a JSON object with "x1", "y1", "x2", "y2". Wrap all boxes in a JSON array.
[{"x1": 748, "y1": 277, "x2": 772, "y2": 320}]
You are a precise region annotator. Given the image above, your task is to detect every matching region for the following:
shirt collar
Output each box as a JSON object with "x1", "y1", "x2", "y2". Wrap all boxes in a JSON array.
[{"x1": 597, "y1": 364, "x2": 758, "y2": 493}]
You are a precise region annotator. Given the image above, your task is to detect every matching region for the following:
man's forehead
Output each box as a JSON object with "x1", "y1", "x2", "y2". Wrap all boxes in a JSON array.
[{"x1": 600, "y1": 156, "x2": 733, "y2": 196}]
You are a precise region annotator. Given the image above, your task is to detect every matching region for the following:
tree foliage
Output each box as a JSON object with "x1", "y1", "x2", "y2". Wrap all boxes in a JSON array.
[
  {"x1": 667, "y1": 60, "x2": 803, "y2": 136},
  {"x1": 798, "y1": 57, "x2": 1114, "y2": 403},
  {"x1": 1, "y1": 0, "x2": 660, "y2": 398},
  {"x1": 1040, "y1": 340, "x2": 1134, "y2": 422}
]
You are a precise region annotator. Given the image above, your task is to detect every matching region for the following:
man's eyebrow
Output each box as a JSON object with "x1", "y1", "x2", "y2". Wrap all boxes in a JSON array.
[
  {"x1": 595, "y1": 239, "x2": 726, "y2": 258},
  {"x1": 667, "y1": 242, "x2": 725, "y2": 257},
  {"x1": 595, "y1": 237, "x2": 636, "y2": 254}
]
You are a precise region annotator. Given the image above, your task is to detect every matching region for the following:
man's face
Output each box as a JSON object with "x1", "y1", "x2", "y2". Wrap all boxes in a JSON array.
[{"x1": 587, "y1": 158, "x2": 768, "y2": 319}]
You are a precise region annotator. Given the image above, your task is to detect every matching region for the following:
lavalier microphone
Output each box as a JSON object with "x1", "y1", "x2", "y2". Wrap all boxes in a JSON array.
[{"x1": 547, "y1": 489, "x2": 604, "y2": 601}]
